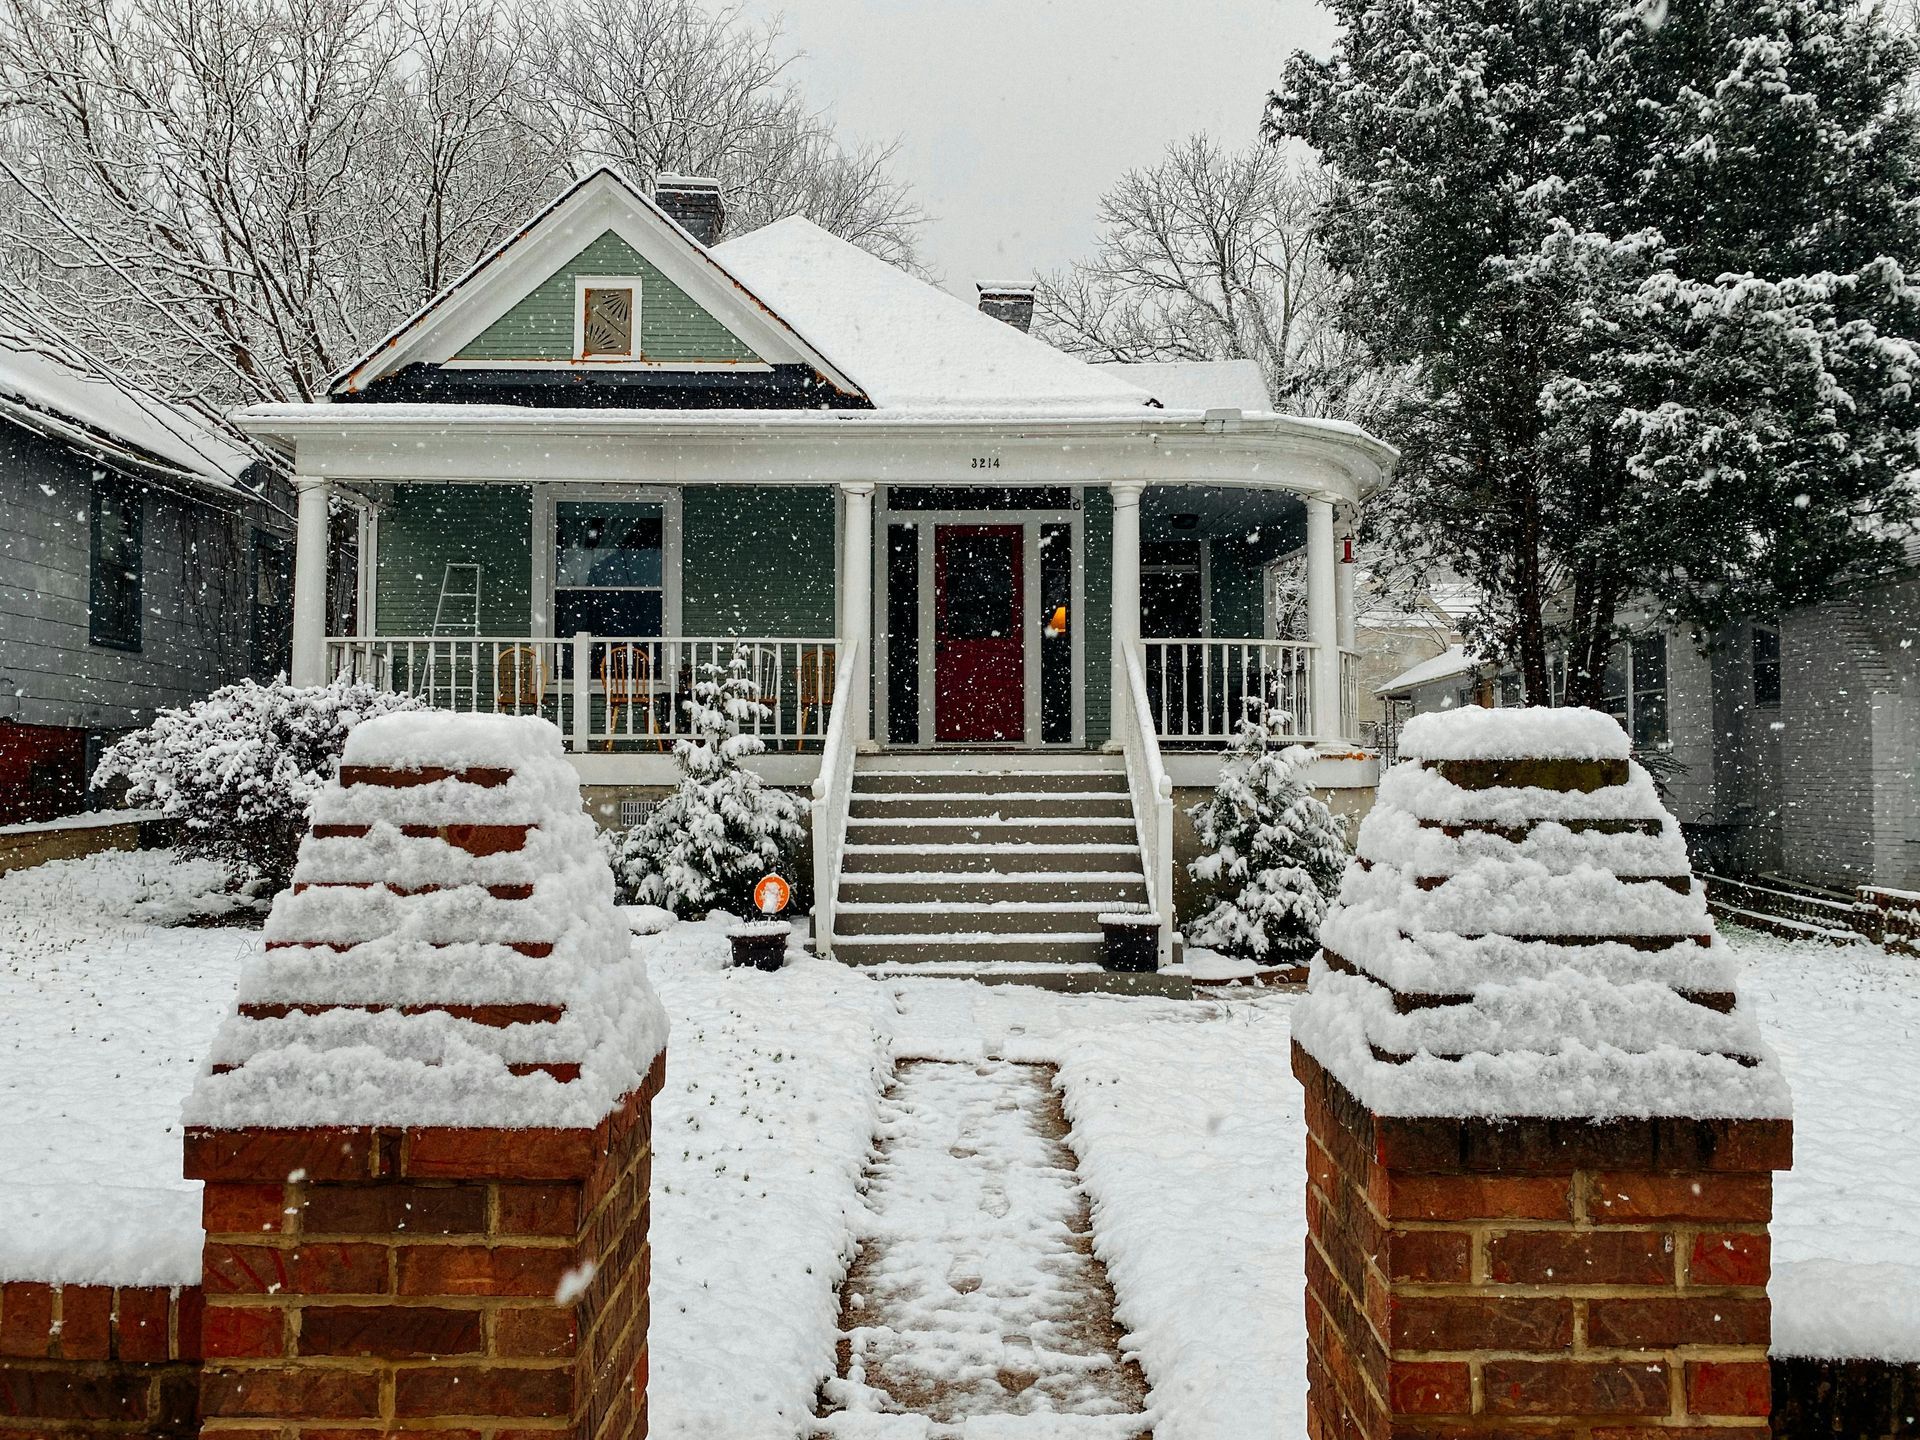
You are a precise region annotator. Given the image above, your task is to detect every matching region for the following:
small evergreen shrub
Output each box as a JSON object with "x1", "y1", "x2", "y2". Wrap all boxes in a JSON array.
[
  {"x1": 94, "y1": 676, "x2": 424, "y2": 892},
  {"x1": 1187, "y1": 698, "x2": 1349, "y2": 962},
  {"x1": 613, "y1": 648, "x2": 805, "y2": 918}
]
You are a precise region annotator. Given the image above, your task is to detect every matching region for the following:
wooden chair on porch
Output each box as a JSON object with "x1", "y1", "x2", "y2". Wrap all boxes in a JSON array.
[
  {"x1": 796, "y1": 645, "x2": 835, "y2": 749},
  {"x1": 599, "y1": 643, "x2": 667, "y2": 752},
  {"x1": 494, "y1": 645, "x2": 547, "y2": 717}
]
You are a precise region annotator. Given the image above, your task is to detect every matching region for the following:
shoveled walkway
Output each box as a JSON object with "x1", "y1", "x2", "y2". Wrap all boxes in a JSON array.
[{"x1": 815, "y1": 1057, "x2": 1150, "y2": 1438}]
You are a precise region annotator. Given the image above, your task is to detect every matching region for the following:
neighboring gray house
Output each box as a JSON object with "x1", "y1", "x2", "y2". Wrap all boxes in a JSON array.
[
  {"x1": 1376, "y1": 570, "x2": 1920, "y2": 895},
  {"x1": 0, "y1": 343, "x2": 292, "y2": 823}
]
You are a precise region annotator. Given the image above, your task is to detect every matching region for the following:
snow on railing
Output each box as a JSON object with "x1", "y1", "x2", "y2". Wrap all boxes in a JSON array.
[
  {"x1": 1141, "y1": 639, "x2": 1316, "y2": 743},
  {"x1": 325, "y1": 635, "x2": 838, "y2": 752},
  {"x1": 809, "y1": 637, "x2": 867, "y2": 960},
  {"x1": 1116, "y1": 641, "x2": 1175, "y2": 968}
]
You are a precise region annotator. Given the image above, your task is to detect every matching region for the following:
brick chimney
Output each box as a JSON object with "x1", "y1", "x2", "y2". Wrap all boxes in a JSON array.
[
  {"x1": 976, "y1": 283, "x2": 1035, "y2": 333},
  {"x1": 653, "y1": 174, "x2": 725, "y2": 246}
]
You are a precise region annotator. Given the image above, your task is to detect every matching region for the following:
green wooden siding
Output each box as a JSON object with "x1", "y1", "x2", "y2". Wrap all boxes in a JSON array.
[
  {"x1": 1083, "y1": 487, "x2": 1112, "y2": 744},
  {"x1": 376, "y1": 485, "x2": 532, "y2": 635},
  {"x1": 681, "y1": 487, "x2": 836, "y2": 635},
  {"x1": 457, "y1": 231, "x2": 760, "y2": 363}
]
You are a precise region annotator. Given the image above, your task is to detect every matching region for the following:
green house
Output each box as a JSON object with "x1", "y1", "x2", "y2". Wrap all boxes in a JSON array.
[{"x1": 239, "y1": 169, "x2": 1395, "y2": 975}]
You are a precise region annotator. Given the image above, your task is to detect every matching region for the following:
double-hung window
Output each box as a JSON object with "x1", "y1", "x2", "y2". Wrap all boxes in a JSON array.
[
  {"x1": 1600, "y1": 633, "x2": 1669, "y2": 747},
  {"x1": 553, "y1": 501, "x2": 664, "y2": 637},
  {"x1": 89, "y1": 478, "x2": 143, "y2": 650},
  {"x1": 1753, "y1": 626, "x2": 1782, "y2": 706}
]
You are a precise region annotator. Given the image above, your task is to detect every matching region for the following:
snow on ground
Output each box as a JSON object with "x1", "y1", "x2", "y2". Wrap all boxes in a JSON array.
[{"x1": 0, "y1": 850, "x2": 255, "y2": 1285}]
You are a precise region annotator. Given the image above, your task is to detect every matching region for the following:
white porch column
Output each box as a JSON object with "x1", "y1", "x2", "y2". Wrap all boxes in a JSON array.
[
  {"x1": 291, "y1": 475, "x2": 331, "y2": 686},
  {"x1": 1306, "y1": 496, "x2": 1341, "y2": 742},
  {"x1": 1109, "y1": 481, "x2": 1144, "y2": 657}
]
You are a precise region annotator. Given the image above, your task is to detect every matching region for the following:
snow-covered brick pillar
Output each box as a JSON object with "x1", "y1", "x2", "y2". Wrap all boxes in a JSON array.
[
  {"x1": 180, "y1": 714, "x2": 667, "y2": 1440},
  {"x1": 1294, "y1": 706, "x2": 1790, "y2": 1440}
]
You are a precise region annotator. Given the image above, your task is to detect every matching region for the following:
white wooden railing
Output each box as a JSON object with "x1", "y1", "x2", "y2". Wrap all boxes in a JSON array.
[
  {"x1": 1339, "y1": 647, "x2": 1362, "y2": 748},
  {"x1": 325, "y1": 634, "x2": 839, "y2": 752},
  {"x1": 809, "y1": 636, "x2": 867, "y2": 960},
  {"x1": 1141, "y1": 639, "x2": 1318, "y2": 742},
  {"x1": 1115, "y1": 641, "x2": 1176, "y2": 968}
]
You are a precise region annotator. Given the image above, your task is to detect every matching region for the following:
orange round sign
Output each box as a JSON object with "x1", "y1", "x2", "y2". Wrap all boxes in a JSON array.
[{"x1": 753, "y1": 873, "x2": 791, "y2": 916}]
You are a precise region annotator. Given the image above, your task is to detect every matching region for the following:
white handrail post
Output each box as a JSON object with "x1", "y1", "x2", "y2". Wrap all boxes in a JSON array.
[
  {"x1": 570, "y1": 631, "x2": 590, "y2": 754},
  {"x1": 809, "y1": 636, "x2": 863, "y2": 961}
]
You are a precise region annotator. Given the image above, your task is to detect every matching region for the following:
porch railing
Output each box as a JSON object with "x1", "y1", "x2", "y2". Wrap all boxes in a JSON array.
[
  {"x1": 1140, "y1": 639, "x2": 1317, "y2": 742},
  {"x1": 325, "y1": 634, "x2": 839, "y2": 752},
  {"x1": 1115, "y1": 642, "x2": 1176, "y2": 968},
  {"x1": 809, "y1": 636, "x2": 867, "y2": 960},
  {"x1": 1339, "y1": 647, "x2": 1362, "y2": 748}
]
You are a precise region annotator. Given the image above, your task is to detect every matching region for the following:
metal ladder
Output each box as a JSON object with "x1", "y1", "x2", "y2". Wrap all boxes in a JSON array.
[{"x1": 418, "y1": 563, "x2": 481, "y2": 707}]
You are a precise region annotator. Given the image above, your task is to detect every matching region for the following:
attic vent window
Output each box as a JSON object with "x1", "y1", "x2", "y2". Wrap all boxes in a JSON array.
[{"x1": 582, "y1": 285, "x2": 634, "y2": 357}]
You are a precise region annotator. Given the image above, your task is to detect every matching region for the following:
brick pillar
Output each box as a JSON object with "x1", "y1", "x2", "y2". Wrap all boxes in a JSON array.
[
  {"x1": 1298, "y1": 1047, "x2": 1787, "y2": 1439},
  {"x1": 184, "y1": 1054, "x2": 663, "y2": 1440},
  {"x1": 1298, "y1": 708, "x2": 1791, "y2": 1440}
]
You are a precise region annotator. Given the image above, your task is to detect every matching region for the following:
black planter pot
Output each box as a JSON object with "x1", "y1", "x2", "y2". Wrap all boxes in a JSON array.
[
  {"x1": 728, "y1": 922, "x2": 790, "y2": 971},
  {"x1": 1099, "y1": 913, "x2": 1160, "y2": 973}
]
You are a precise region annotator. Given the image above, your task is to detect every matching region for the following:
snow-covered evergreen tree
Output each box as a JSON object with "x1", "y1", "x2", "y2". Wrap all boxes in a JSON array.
[
  {"x1": 1187, "y1": 699, "x2": 1348, "y2": 962},
  {"x1": 614, "y1": 647, "x2": 804, "y2": 918}
]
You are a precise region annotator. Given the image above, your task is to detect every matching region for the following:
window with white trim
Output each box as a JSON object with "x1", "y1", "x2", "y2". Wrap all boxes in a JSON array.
[
  {"x1": 554, "y1": 501, "x2": 663, "y2": 636},
  {"x1": 1600, "y1": 633, "x2": 1669, "y2": 747}
]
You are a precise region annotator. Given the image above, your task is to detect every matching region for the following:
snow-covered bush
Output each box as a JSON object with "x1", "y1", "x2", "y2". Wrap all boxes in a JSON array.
[
  {"x1": 613, "y1": 648, "x2": 805, "y2": 917},
  {"x1": 1187, "y1": 699, "x2": 1348, "y2": 962},
  {"x1": 93, "y1": 677, "x2": 424, "y2": 892}
]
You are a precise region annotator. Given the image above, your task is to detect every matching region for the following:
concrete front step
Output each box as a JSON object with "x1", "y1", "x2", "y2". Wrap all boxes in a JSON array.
[
  {"x1": 840, "y1": 875, "x2": 1148, "y2": 906},
  {"x1": 858, "y1": 752, "x2": 1121, "y2": 775},
  {"x1": 833, "y1": 933, "x2": 1110, "y2": 965},
  {"x1": 836, "y1": 901, "x2": 1119, "y2": 937},
  {"x1": 848, "y1": 792, "x2": 1133, "y2": 821},
  {"x1": 845, "y1": 816, "x2": 1137, "y2": 846},
  {"x1": 859, "y1": 962, "x2": 1193, "y2": 999},
  {"x1": 854, "y1": 769, "x2": 1125, "y2": 795},
  {"x1": 842, "y1": 843, "x2": 1145, "y2": 875}
]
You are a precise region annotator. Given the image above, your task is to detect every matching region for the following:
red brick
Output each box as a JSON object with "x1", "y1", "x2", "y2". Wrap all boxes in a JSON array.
[
  {"x1": 201, "y1": 1303, "x2": 286, "y2": 1358},
  {"x1": 183, "y1": 1128, "x2": 382, "y2": 1183},
  {"x1": 200, "y1": 1366, "x2": 383, "y2": 1420},
  {"x1": 0, "y1": 1282, "x2": 53, "y2": 1357},
  {"x1": 1685, "y1": 1360, "x2": 1771, "y2": 1416},
  {"x1": 175, "y1": 1285, "x2": 206, "y2": 1361},
  {"x1": 1594, "y1": 1430, "x2": 1769, "y2": 1440},
  {"x1": 1590, "y1": 1296, "x2": 1770, "y2": 1349},
  {"x1": 396, "y1": 1244, "x2": 574, "y2": 1298},
  {"x1": 1383, "y1": 1229, "x2": 1471, "y2": 1284},
  {"x1": 1372, "y1": 1173, "x2": 1571, "y2": 1222},
  {"x1": 1588, "y1": 1172, "x2": 1771, "y2": 1223},
  {"x1": 0, "y1": 1363, "x2": 149, "y2": 1420},
  {"x1": 495, "y1": 1184, "x2": 583, "y2": 1237},
  {"x1": 1688, "y1": 1231, "x2": 1770, "y2": 1288},
  {"x1": 202, "y1": 1243, "x2": 389, "y2": 1296},
  {"x1": 299, "y1": 1304, "x2": 483, "y2": 1357},
  {"x1": 1387, "y1": 1360, "x2": 1471, "y2": 1415},
  {"x1": 204, "y1": 1183, "x2": 291, "y2": 1236},
  {"x1": 493, "y1": 1306, "x2": 578, "y2": 1357},
  {"x1": 1487, "y1": 1230, "x2": 1673, "y2": 1286},
  {"x1": 301, "y1": 1183, "x2": 487, "y2": 1237},
  {"x1": 1390, "y1": 1295, "x2": 1573, "y2": 1353},
  {"x1": 392, "y1": 1363, "x2": 574, "y2": 1418},
  {"x1": 113, "y1": 1287, "x2": 173, "y2": 1362},
  {"x1": 1481, "y1": 1359, "x2": 1671, "y2": 1417},
  {"x1": 403, "y1": 1128, "x2": 596, "y2": 1181},
  {"x1": 56, "y1": 1285, "x2": 113, "y2": 1359}
]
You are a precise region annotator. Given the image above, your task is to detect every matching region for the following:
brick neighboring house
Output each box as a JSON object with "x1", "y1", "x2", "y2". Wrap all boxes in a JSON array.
[
  {"x1": 1375, "y1": 558, "x2": 1920, "y2": 894},
  {"x1": 0, "y1": 342, "x2": 293, "y2": 824}
]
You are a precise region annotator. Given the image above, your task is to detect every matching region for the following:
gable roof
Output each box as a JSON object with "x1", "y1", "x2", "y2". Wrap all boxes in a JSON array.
[
  {"x1": 328, "y1": 168, "x2": 863, "y2": 400},
  {"x1": 0, "y1": 337, "x2": 254, "y2": 493},
  {"x1": 712, "y1": 218, "x2": 1157, "y2": 414}
]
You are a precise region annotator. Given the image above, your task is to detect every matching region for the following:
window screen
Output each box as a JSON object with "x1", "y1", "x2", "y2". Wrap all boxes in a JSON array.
[
  {"x1": 555, "y1": 501, "x2": 664, "y2": 637},
  {"x1": 941, "y1": 533, "x2": 1014, "y2": 639}
]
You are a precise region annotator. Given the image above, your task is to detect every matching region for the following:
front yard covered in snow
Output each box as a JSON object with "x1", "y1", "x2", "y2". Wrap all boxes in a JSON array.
[{"x1": 2, "y1": 848, "x2": 1917, "y2": 1438}]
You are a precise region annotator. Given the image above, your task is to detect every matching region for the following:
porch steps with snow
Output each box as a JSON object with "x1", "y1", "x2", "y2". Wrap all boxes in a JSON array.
[
  {"x1": 831, "y1": 754, "x2": 1190, "y2": 997},
  {"x1": 1702, "y1": 872, "x2": 1863, "y2": 945}
]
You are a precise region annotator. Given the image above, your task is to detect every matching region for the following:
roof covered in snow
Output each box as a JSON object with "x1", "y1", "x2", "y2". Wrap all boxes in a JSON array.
[
  {"x1": 712, "y1": 218, "x2": 1157, "y2": 414},
  {"x1": 1375, "y1": 644, "x2": 1479, "y2": 696},
  {"x1": 0, "y1": 338, "x2": 254, "y2": 492},
  {"x1": 1093, "y1": 359, "x2": 1271, "y2": 413}
]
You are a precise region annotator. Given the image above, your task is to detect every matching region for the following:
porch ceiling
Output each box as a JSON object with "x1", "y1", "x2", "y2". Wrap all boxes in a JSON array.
[{"x1": 1142, "y1": 484, "x2": 1308, "y2": 564}]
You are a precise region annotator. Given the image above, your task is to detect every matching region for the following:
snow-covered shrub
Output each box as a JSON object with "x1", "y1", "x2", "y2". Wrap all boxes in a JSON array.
[
  {"x1": 93, "y1": 677, "x2": 424, "y2": 892},
  {"x1": 613, "y1": 648, "x2": 805, "y2": 917},
  {"x1": 1187, "y1": 699, "x2": 1348, "y2": 962}
]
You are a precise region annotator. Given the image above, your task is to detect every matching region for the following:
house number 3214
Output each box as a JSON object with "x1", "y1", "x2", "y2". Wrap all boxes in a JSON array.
[{"x1": 970, "y1": 456, "x2": 1001, "y2": 469}]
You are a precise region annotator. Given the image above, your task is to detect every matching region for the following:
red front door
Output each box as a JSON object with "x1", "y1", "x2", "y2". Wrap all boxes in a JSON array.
[{"x1": 935, "y1": 525, "x2": 1024, "y2": 742}]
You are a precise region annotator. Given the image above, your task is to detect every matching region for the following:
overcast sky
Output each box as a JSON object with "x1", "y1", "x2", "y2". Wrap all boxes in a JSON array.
[{"x1": 740, "y1": 0, "x2": 1341, "y2": 299}]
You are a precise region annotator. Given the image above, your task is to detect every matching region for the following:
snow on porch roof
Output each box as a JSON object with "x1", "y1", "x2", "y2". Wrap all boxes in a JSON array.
[
  {"x1": 1094, "y1": 359, "x2": 1272, "y2": 413},
  {"x1": 710, "y1": 218, "x2": 1158, "y2": 414}
]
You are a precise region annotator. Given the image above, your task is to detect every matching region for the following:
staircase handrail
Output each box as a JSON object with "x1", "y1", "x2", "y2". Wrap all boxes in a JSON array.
[
  {"x1": 809, "y1": 636, "x2": 866, "y2": 959},
  {"x1": 1117, "y1": 639, "x2": 1176, "y2": 968}
]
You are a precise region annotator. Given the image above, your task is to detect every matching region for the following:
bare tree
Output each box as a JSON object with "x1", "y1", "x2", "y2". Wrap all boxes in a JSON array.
[{"x1": 1034, "y1": 134, "x2": 1389, "y2": 422}]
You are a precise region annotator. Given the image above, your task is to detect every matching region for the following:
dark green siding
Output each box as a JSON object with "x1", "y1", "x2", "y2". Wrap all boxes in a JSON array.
[
  {"x1": 1208, "y1": 537, "x2": 1266, "y2": 638},
  {"x1": 1083, "y1": 488, "x2": 1112, "y2": 744},
  {"x1": 681, "y1": 487, "x2": 836, "y2": 636},
  {"x1": 376, "y1": 485, "x2": 532, "y2": 634},
  {"x1": 457, "y1": 231, "x2": 759, "y2": 363}
]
